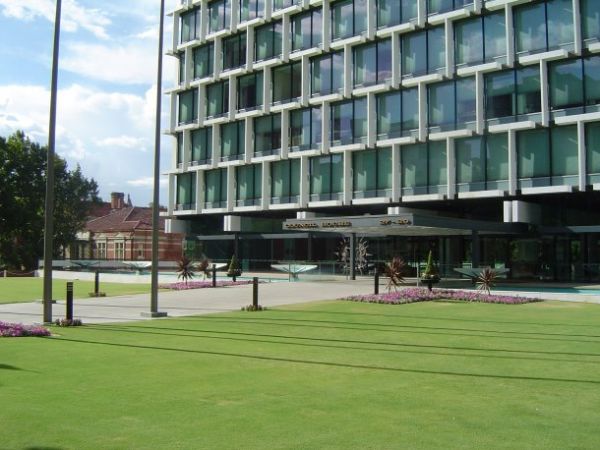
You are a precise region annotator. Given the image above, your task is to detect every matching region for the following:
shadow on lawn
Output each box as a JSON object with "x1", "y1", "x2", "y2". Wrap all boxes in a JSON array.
[
  {"x1": 49, "y1": 335, "x2": 600, "y2": 385},
  {"x1": 79, "y1": 323, "x2": 600, "y2": 365},
  {"x1": 0, "y1": 364, "x2": 23, "y2": 371},
  {"x1": 176, "y1": 315, "x2": 600, "y2": 344}
]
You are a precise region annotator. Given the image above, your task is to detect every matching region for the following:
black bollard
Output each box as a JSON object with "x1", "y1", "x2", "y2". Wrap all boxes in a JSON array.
[
  {"x1": 252, "y1": 277, "x2": 258, "y2": 308},
  {"x1": 66, "y1": 282, "x2": 74, "y2": 321},
  {"x1": 212, "y1": 264, "x2": 217, "y2": 287},
  {"x1": 374, "y1": 268, "x2": 379, "y2": 295},
  {"x1": 94, "y1": 270, "x2": 100, "y2": 296}
]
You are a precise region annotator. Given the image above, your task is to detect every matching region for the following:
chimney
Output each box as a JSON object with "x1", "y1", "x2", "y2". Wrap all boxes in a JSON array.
[{"x1": 110, "y1": 192, "x2": 125, "y2": 210}]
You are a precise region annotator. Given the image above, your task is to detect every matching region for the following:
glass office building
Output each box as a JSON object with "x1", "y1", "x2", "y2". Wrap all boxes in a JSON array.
[{"x1": 166, "y1": 0, "x2": 600, "y2": 282}]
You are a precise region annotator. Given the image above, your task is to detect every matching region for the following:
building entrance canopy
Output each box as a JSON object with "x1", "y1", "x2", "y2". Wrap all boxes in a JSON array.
[{"x1": 283, "y1": 213, "x2": 525, "y2": 237}]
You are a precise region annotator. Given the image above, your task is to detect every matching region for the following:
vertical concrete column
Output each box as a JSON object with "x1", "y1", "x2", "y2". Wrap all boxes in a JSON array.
[
  {"x1": 417, "y1": 0, "x2": 426, "y2": 28},
  {"x1": 263, "y1": 67, "x2": 272, "y2": 113},
  {"x1": 322, "y1": 0, "x2": 331, "y2": 52},
  {"x1": 168, "y1": 173, "x2": 176, "y2": 214},
  {"x1": 505, "y1": 5, "x2": 515, "y2": 67},
  {"x1": 321, "y1": 102, "x2": 330, "y2": 154},
  {"x1": 281, "y1": 109, "x2": 290, "y2": 158},
  {"x1": 264, "y1": 0, "x2": 272, "y2": 21},
  {"x1": 170, "y1": 93, "x2": 178, "y2": 132},
  {"x1": 578, "y1": 121, "x2": 587, "y2": 191},
  {"x1": 172, "y1": 133, "x2": 179, "y2": 168},
  {"x1": 196, "y1": 169, "x2": 204, "y2": 211},
  {"x1": 214, "y1": 37, "x2": 223, "y2": 75},
  {"x1": 228, "y1": 74, "x2": 237, "y2": 120},
  {"x1": 444, "y1": 18, "x2": 454, "y2": 79},
  {"x1": 300, "y1": 155, "x2": 310, "y2": 207},
  {"x1": 391, "y1": 144, "x2": 401, "y2": 201},
  {"x1": 226, "y1": 166, "x2": 235, "y2": 211},
  {"x1": 446, "y1": 137, "x2": 455, "y2": 199},
  {"x1": 540, "y1": 60, "x2": 549, "y2": 127},
  {"x1": 261, "y1": 161, "x2": 270, "y2": 209},
  {"x1": 343, "y1": 150, "x2": 352, "y2": 205},
  {"x1": 508, "y1": 129, "x2": 517, "y2": 195},
  {"x1": 172, "y1": 12, "x2": 180, "y2": 52},
  {"x1": 301, "y1": 55, "x2": 310, "y2": 106},
  {"x1": 246, "y1": 25, "x2": 255, "y2": 71},
  {"x1": 391, "y1": 32, "x2": 401, "y2": 89},
  {"x1": 184, "y1": 48, "x2": 192, "y2": 87},
  {"x1": 230, "y1": 0, "x2": 239, "y2": 31},
  {"x1": 418, "y1": 83, "x2": 427, "y2": 142},
  {"x1": 282, "y1": 14, "x2": 291, "y2": 62},
  {"x1": 245, "y1": 116, "x2": 253, "y2": 163},
  {"x1": 182, "y1": 129, "x2": 191, "y2": 171},
  {"x1": 474, "y1": 0, "x2": 482, "y2": 14},
  {"x1": 343, "y1": 44, "x2": 352, "y2": 98},
  {"x1": 212, "y1": 123, "x2": 221, "y2": 168},
  {"x1": 367, "y1": 0, "x2": 376, "y2": 40},
  {"x1": 366, "y1": 93, "x2": 377, "y2": 148},
  {"x1": 573, "y1": 0, "x2": 582, "y2": 55},
  {"x1": 200, "y1": 2, "x2": 209, "y2": 41},
  {"x1": 198, "y1": 84, "x2": 207, "y2": 124},
  {"x1": 475, "y1": 71, "x2": 485, "y2": 135}
]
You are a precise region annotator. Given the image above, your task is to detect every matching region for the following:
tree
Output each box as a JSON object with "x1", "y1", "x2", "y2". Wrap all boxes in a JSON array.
[{"x1": 0, "y1": 131, "x2": 100, "y2": 269}]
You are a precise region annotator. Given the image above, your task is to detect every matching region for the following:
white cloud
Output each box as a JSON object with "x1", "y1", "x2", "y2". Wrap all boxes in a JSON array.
[
  {"x1": 127, "y1": 177, "x2": 168, "y2": 187},
  {"x1": 96, "y1": 135, "x2": 148, "y2": 151},
  {"x1": 0, "y1": 0, "x2": 111, "y2": 39}
]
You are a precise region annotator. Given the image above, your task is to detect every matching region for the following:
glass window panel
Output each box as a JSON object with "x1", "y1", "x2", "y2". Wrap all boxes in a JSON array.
[
  {"x1": 428, "y1": 0, "x2": 453, "y2": 15},
  {"x1": 401, "y1": 0, "x2": 418, "y2": 22},
  {"x1": 516, "y1": 66, "x2": 541, "y2": 115},
  {"x1": 428, "y1": 141, "x2": 447, "y2": 186},
  {"x1": 191, "y1": 128, "x2": 212, "y2": 162},
  {"x1": 486, "y1": 133, "x2": 509, "y2": 181},
  {"x1": 312, "y1": 54, "x2": 331, "y2": 95},
  {"x1": 255, "y1": 23, "x2": 276, "y2": 61},
  {"x1": 456, "y1": 77, "x2": 476, "y2": 125},
  {"x1": 271, "y1": 160, "x2": 290, "y2": 198},
  {"x1": 354, "y1": 0, "x2": 368, "y2": 35},
  {"x1": 354, "y1": 43, "x2": 377, "y2": 87},
  {"x1": 402, "y1": 88, "x2": 419, "y2": 131},
  {"x1": 193, "y1": 44, "x2": 213, "y2": 79},
  {"x1": 582, "y1": 0, "x2": 600, "y2": 41},
  {"x1": 222, "y1": 33, "x2": 246, "y2": 70},
  {"x1": 547, "y1": 0, "x2": 573, "y2": 50},
  {"x1": 331, "y1": 101, "x2": 353, "y2": 144},
  {"x1": 177, "y1": 133, "x2": 184, "y2": 164},
  {"x1": 353, "y1": 150, "x2": 376, "y2": 192},
  {"x1": 209, "y1": 0, "x2": 229, "y2": 33},
  {"x1": 310, "y1": 155, "x2": 330, "y2": 195},
  {"x1": 377, "y1": 0, "x2": 400, "y2": 28},
  {"x1": 402, "y1": 144, "x2": 427, "y2": 188},
  {"x1": 331, "y1": 154, "x2": 344, "y2": 193},
  {"x1": 178, "y1": 90, "x2": 197, "y2": 124},
  {"x1": 549, "y1": 59, "x2": 583, "y2": 110},
  {"x1": 331, "y1": 52, "x2": 344, "y2": 92},
  {"x1": 427, "y1": 27, "x2": 445, "y2": 73},
  {"x1": 484, "y1": 12, "x2": 506, "y2": 61},
  {"x1": 486, "y1": 70, "x2": 515, "y2": 119},
  {"x1": 428, "y1": 81, "x2": 455, "y2": 127},
  {"x1": 518, "y1": 129, "x2": 550, "y2": 179},
  {"x1": 179, "y1": 52, "x2": 186, "y2": 83},
  {"x1": 402, "y1": 31, "x2": 426, "y2": 76},
  {"x1": 206, "y1": 81, "x2": 229, "y2": 117},
  {"x1": 551, "y1": 125, "x2": 578, "y2": 177},
  {"x1": 290, "y1": 159, "x2": 301, "y2": 196},
  {"x1": 221, "y1": 121, "x2": 244, "y2": 158},
  {"x1": 455, "y1": 17, "x2": 483, "y2": 66},
  {"x1": 238, "y1": 73, "x2": 263, "y2": 110},
  {"x1": 377, "y1": 39, "x2": 392, "y2": 83},
  {"x1": 291, "y1": 107, "x2": 320, "y2": 149},
  {"x1": 377, "y1": 91, "x2": 401, "y2": 138},
  {"x1": 586, "y1": 122, "x2": 600, "y2": 174},
  {"x1": 456, "y1": 136, "x2": 484, "y2": 184},
  {"x1": 272, "y1": 65, "x2": 291, "y2": 102},
  {"x1": 377, "y1": 147, "x2": 392, "y2": 190},
  {"x1": 236, "y1": 165, "x2": 251, "y2": 200},
  {"x1": 584, "y1": 56, "x2": 600, "y2": 106},
  {"x1": 331, "y1": 0, "x2": 353, "y2": 40},
  {"x1": 353, "y1": 97, "x2": 368, "y2": 142},
  {"x1": 514, "y1": 3, "x2": 546, "y2": 53}
]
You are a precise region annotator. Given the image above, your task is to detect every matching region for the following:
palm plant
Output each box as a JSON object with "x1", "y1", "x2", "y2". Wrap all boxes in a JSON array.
[
  {"x1": 476, "y1": 267, "x2": 497, "y2": 295},
  {"x1": 420, "y1": 250, "x2": 440, "y2": 291},
  {"x1": 226, "y1": 254, "x2": 242, "y2": 282},
  {"x1": 177, "y1": 255, "x2": 195, "y2": 285},
  {"x1": 384, "y1": 256, "x2": 406, "y2": 292},
  {"x1": 197, "y1": 258, "x2": 211, "y2": 279}
]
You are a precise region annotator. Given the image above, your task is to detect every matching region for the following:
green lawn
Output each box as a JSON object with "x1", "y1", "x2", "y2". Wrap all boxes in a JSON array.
[
  {"x1": 0, "y1": 277, "x2": 151, "y2": 304},
  {"x1": 3, "y1": 300, "x2": 600, "y2": 449}
]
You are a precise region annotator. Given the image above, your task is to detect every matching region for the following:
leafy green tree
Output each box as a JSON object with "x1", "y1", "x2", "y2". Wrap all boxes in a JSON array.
[{"x1": 0, "y1": 131, "x2": 100, "y2": 269}]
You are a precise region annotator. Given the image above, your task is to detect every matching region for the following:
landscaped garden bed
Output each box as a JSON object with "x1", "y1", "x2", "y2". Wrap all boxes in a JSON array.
[
  {"x1": 0, "y1": 321, "x2": 50, "y2": 337},
  {"x1": 342, "y1": 287, "x2": 541, "y2": 305},
  {"x1": 159, "y1": 280, "x2": 254, "y2": 290}
]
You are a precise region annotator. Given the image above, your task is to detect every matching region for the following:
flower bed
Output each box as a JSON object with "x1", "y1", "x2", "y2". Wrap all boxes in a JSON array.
[
  {"x1": 342, "y1": 288, "x2": 541, "y2": 305},
  {"x1": 159, "y1": 280, "x2": 254, "y2": 291},
  {"x1": 0, "y1": 321, "x2": 51, "y2": 337}
]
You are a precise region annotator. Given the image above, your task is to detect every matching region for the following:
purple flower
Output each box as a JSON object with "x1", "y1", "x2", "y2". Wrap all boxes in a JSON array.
[
  {"x1": 159, "y1": 280, "x2": 254, "y2": 291},
  {"x1": 0, "y1": 321, "x2": 51, "y2": 337}
]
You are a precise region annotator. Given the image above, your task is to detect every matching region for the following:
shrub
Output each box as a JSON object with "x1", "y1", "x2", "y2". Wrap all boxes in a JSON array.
[
  {"x1": 0, "y1": 321, "x2": 51, "y2": 337},
  {"x1": 241, "y1": 304, "x2": 267, "y2": 311},
  {"x1": 55, "y1": 318, "x2": 83, "y2": 327},
  {"x1": 383, "y1": 256, "x2": 406, "y2": 292},
  {"x1": 226, "y1": 254, "x2": 242, "y2": 280}
]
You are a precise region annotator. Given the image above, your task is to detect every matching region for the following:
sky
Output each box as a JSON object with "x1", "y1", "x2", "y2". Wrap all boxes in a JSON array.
[{"x1": 0, "y1": 0, "x2": 179, "y2": 206}]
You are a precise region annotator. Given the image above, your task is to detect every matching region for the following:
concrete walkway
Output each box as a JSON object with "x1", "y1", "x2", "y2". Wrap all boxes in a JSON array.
[{"x1": 0, "y1": 279, "x2": 376, "y2": 326}]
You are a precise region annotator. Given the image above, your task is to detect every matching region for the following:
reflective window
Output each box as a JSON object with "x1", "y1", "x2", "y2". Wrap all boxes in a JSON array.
[
  {"x1": 204, "y1": 168, "x2": 228, "y2": 208},
  {"x1": 428, "y1": 0, "x2": 473, "y2": 15},
  {"x1": 586, "y1": 122, "x2": 600, "y2": 181},
  {"x1": 206, "y1": 80, "x2": 229, "y2": 118},
  {"x1": 291, "y1": 8, "x2": 322, "y2": 52},
  {"x1": 549, "y1": 58, "x2": 583, "y2": 111},
  {"x1": 271, "y1": 159, "x2": 301, "y2": 204},
  {"x1": 331, "y1": 0, "x2": 367, "y2": 41},
  {"x1": 311, "y1": 51, "x2": 344, "y2": 96},
  {"x1": 178, "y1": 89, "x2": 198, "y2": 125},
  {"x1": 180, "y1": 8, "x2": 201, "y2": 43},
  {"x1": 176, "y1": 173, "x2": 196, "y2": 210},
  {"x1": 236, "y1": 164, "x2": 262, "y2": 206},
  {"x1": 191, "y1": 128, "x2": 212, "y2": 165},
  {"x1": 330, "y1": 97, "x2": 368, "y2": 145},
  {"x1": 273, "y1": 0, "x2": 297, "y2": 11},
  {"x1": 517, "y1": 129, "x2": 550, "y2": 182},
  {"x1": 255, "y1": 21, "x2": 282, "y2": 61},
  {"x1": 352, "y1": 148, "x2": 392, "y2": 198},
  {"x1": 428, "y1": 78, "x2": 475, "y2": 130},
  {"x1": 239, "y1": 0, "x2": 264, "y2": 23},
  {"x1": 514, "y1": 0, "x2": 573, "y2": 54},
  {"x1": 208, "y1": 0, "x2": 230, "y2": 33},
  {"x1": 237, "y1": 72, "x2": 263, "y2": 111},
  {"x1": 402, "y1": 27, "x2": 445, "y2": 77},
  {"x1": 353, "y1": 39, "x2": 392, "y2": 87},
  {"x1": 485, "y1": 67, "x2": 540, "y2": 121},
  {"x1": 254, "y1": 113, "x2": 281, "y2": 157},
  {"x1": 455, "y1": 134, "x2": 508, "y2": 192},
  {"x1": 176, "y1": 133, "x2": 184, "y2": 165},
  {"x1": 455, "y1": 12, "x2": 505, "y2": 66},
  {"x1": 272, "y1": 62, "x2": 302, "y2": 103},
  {"x1": 220, "y1": 120, "x2": 245, "y2": 161},
  {"x1": 401, "y1": 141, "x2": 447, "y2": 195},
  {"x1": 179, "y1": 52, "x2": 186, "y2": 84},
  {"x1": 551, "y1": 126, "x2": 578, "y2": 181},
  {"x1": 290, "y1": 106, "x2": 322, "y2": 151},
  {"x1": 582, "y1": 0, "x2": 600, "y2": 42},
  {"x1": 377, "y1": 0, "x2": 418, "y2": 28},
  {"x1": 309, "y1": 154, "x2": 344, "y2": 201},
  {"x1": 193, "y1": 43, "x2": 213, "y2": 80},
  {"x1": 222, "y1": 32, "x2": 246, "y2": 71}
]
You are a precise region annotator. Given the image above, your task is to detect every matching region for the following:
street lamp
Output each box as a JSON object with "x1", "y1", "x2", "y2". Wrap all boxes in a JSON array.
[
  {"x1": 144, "y1": 0, "x2": 168, "y2": 318},
  {"x1": 42, "y1": 0, "x2": 62, "y2": 323}
]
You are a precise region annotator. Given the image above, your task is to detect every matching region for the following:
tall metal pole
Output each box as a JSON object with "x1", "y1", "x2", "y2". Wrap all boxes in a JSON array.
[
  {"x1": 146, "y1": 0, "x2": 167, "y2": 318},
  {"x1": 42, "y1": 0, "x2": 62, "y2": 323}
]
